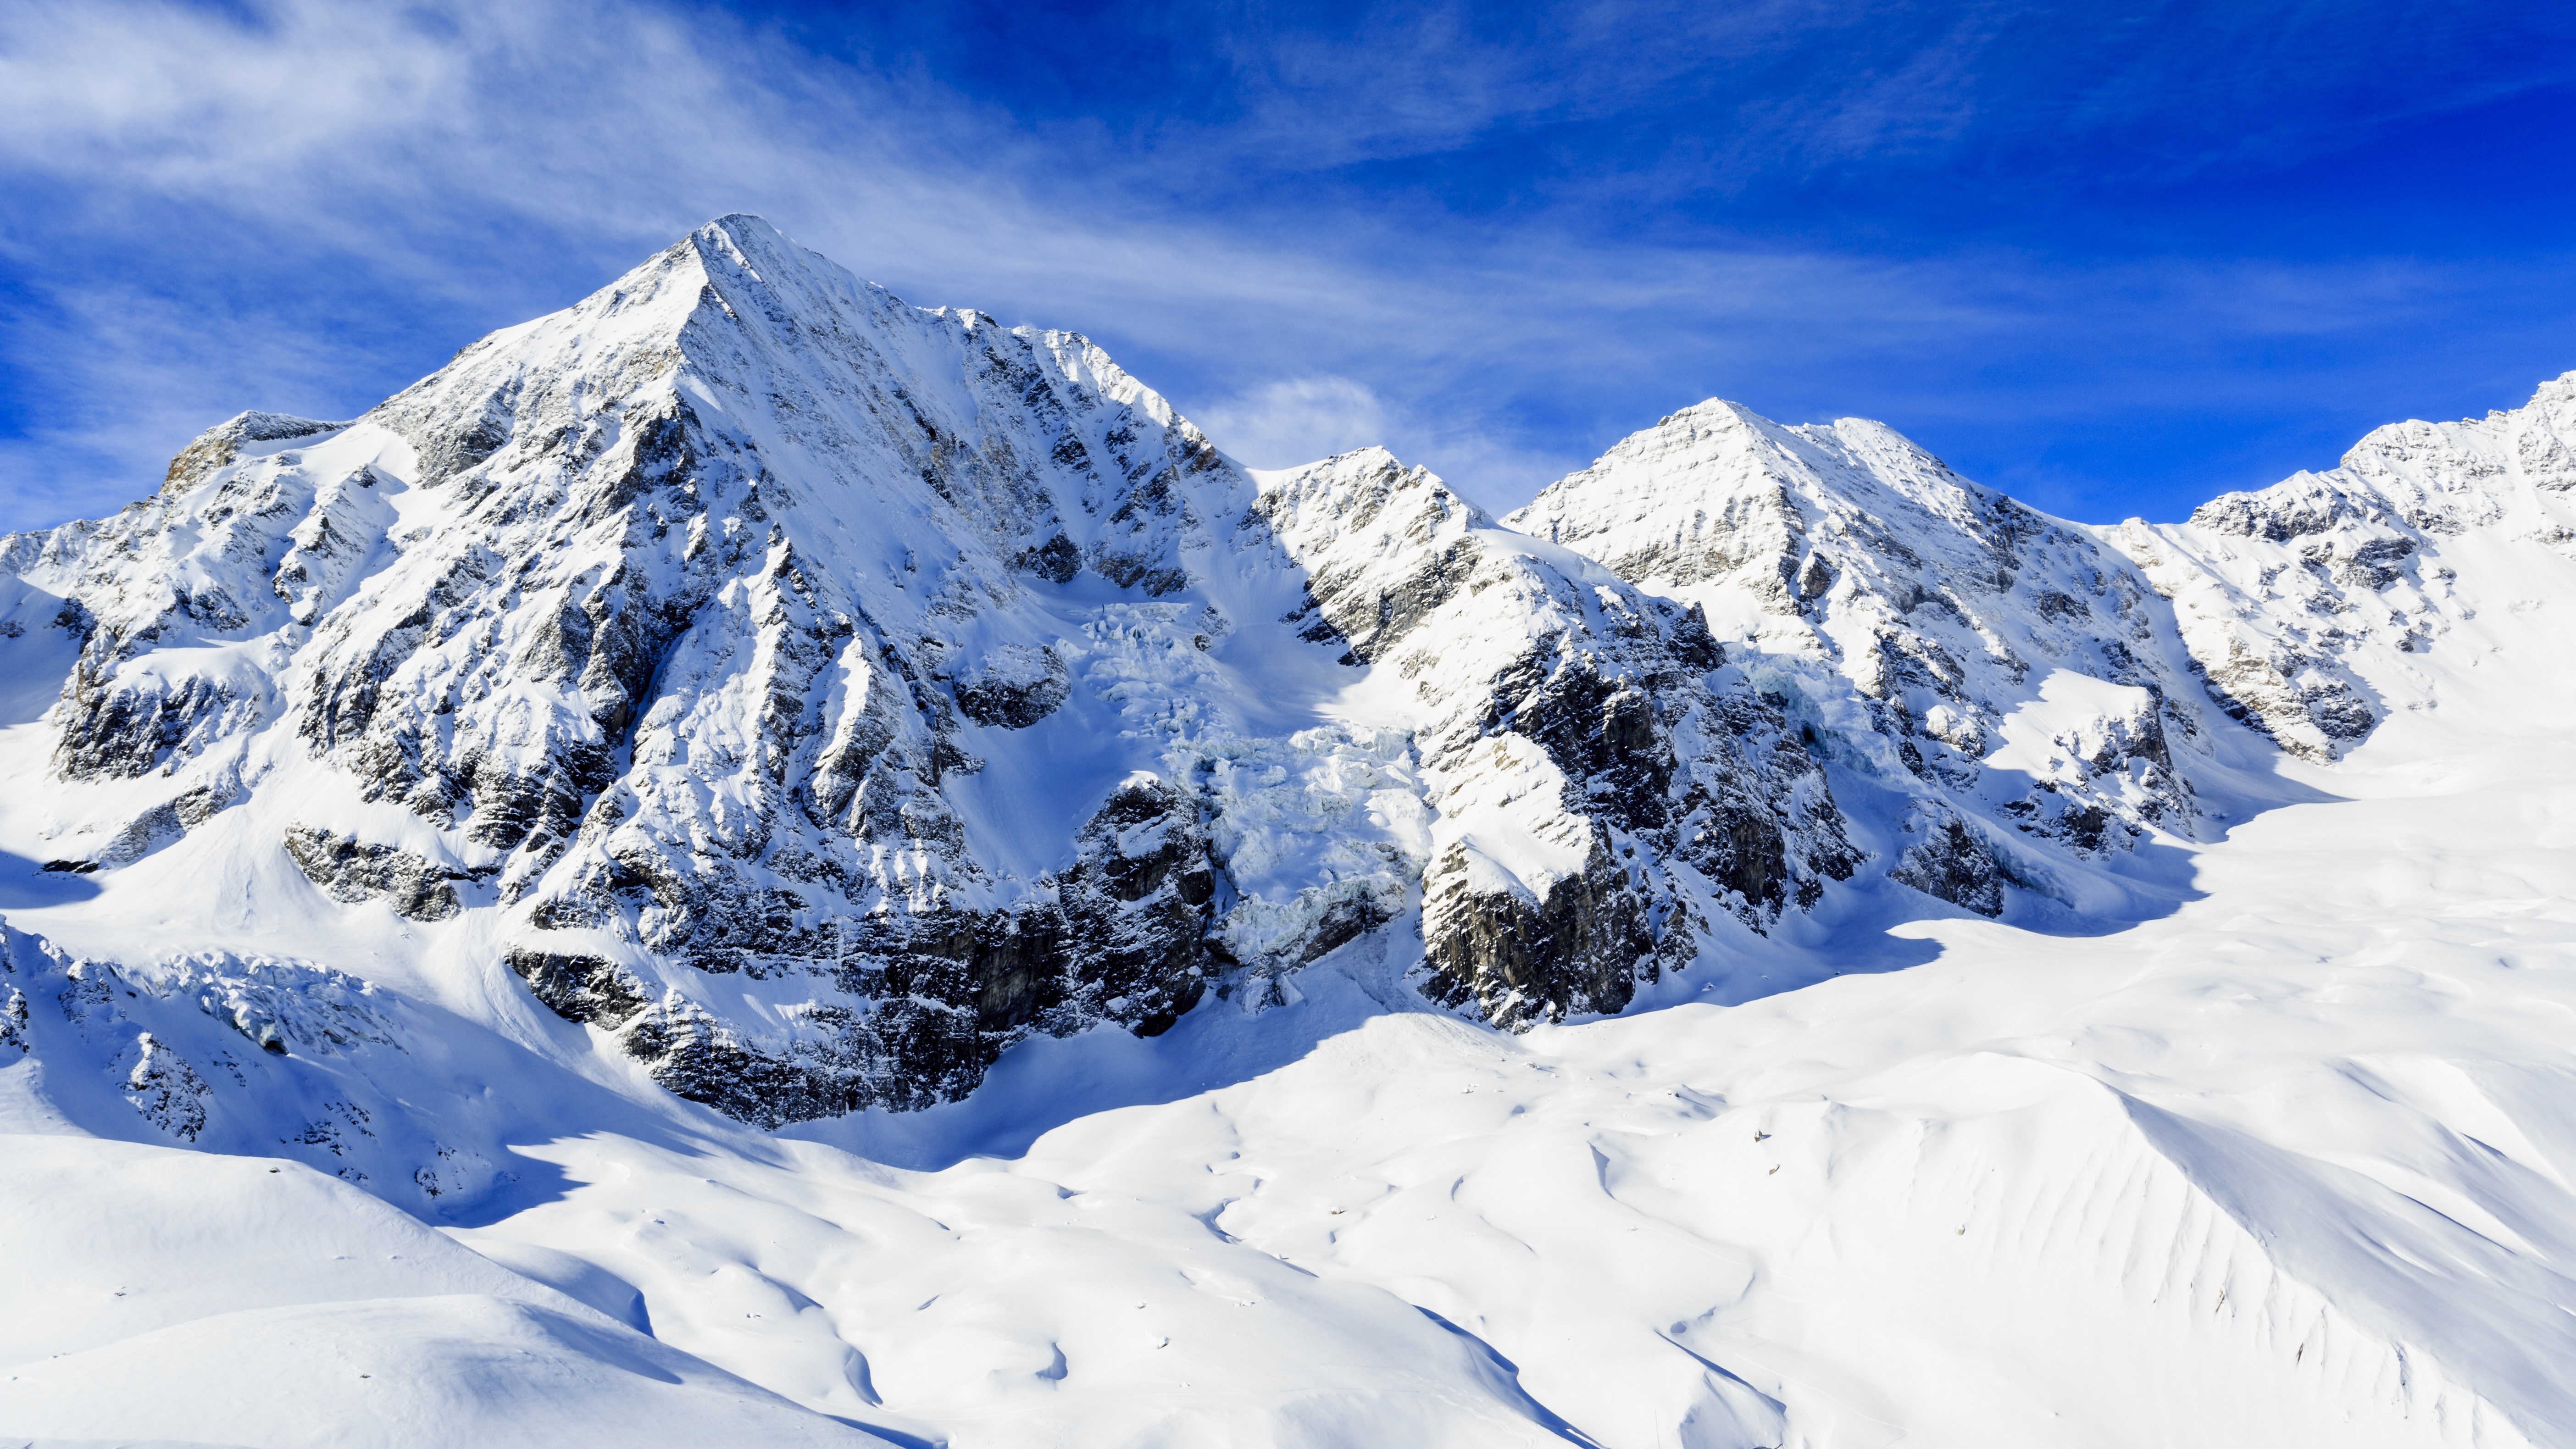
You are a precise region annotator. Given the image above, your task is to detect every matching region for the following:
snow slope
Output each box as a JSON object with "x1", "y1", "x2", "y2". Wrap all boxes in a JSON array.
[
  {"x1": 0, "y1": 1136, "x2": 890, "y2": 1448},
  {"x1": 3, "y1": 215, "x2": 2575, "y2": 1446}
]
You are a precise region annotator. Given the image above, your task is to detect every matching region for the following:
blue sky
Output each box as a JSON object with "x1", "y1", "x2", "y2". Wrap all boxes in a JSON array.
[{"x1": 0, "y1": 0, "x2": 2570, "y2": 532}]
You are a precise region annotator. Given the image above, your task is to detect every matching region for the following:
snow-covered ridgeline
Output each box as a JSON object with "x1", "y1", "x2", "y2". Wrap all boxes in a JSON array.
[
  {"x1": 2106, "y1": 372, "x2": 2576, "y2": 759},
  {"x1": 6, "y1": 212, "x2": 2576, "y2": 1447},
  {"x1": 0, "y1": 216, "x2": 1860, "y2": 1138},
  {"x1": 6, "y1": 211, "x2": 2575, "y2": 1145},
  {"x1": 1504, "y1": 375, "x2": 2576, "y2": 916}
]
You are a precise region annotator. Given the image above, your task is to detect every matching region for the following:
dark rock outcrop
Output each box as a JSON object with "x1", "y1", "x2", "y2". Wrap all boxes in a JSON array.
[
  {"x1": 1888, "y1": 813, "x2": 2006, "y2": 917},
  {"x1": 283, "y1": 827, "x2": 468, "y2": 922},
  {"x1": 160, "y1": 411, "x2": 344, "y2": 497},
  {"x1": 953, "y1": 644, "x2": 1072, "y2": 728},
  {"x1": 510, "y1": 775, "x2": 1218, "y2": 1122},
  {"x1": 505, "y1": 948, "x2": 650, "y2": 1026},
  {"x1": 1421, "y1": 838, "x2": 1654, "y2": 1023}
]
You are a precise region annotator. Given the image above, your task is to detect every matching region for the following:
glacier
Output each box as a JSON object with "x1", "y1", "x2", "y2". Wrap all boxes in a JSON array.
[{"x1": 2, "y1": 214, "x2": 2574, "y2": 1447}]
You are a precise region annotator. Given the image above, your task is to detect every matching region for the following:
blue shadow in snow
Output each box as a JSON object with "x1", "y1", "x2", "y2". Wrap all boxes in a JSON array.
[
  {"x1": 1415, "y1": 1306, "x2": 1606, "y2": 1446},
  {"x1": 0, "y1": 848, "x2": 102, "y2": 907}
]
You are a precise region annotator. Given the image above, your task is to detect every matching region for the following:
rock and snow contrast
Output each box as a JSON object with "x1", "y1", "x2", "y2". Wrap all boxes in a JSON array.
[{"x1": 3, "y1": 215, "x2": 2573, "y2": 1447}]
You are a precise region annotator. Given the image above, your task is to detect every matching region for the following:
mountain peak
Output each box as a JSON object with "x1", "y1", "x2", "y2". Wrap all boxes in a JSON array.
[
  {"x1": 699, "y1": 210, "x2": 782, "y2": 239},
  {"x1": 681, "y1": 211, "x2": 849, "y2": 296},
  {"x1": 10, "y1": 200, "x2": 2576, "y2": 1449}
]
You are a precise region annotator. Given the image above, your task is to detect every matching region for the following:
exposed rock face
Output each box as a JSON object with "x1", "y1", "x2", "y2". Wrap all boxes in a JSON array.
[
  {"x1": 952, "y1": 644, "x2": 1071, "y2": 727},
  {"x1": 0, "y1": 217, "x2": 1873, "y2": 1119},
  {"x1": 1251, "y1": 449, "x2": 1859, "y2": 1022},
  {"x1": 1420, "y1": 838, "x2": 1656, "y2": 1021},
  {"x1": 283, "y1": 827, "x2": 468, "y2": 922},
  {"x1": 121, "y1": 1031, "x2": 212, "y2": 1142},
  {"x1": 504, "y1": 948, "x2": 649, "y2": 1026},
  {"x1": 54, "y1": 668, "x2": 265, "y2": 782},
  {"x1": 0, "y1": 984, "x2": 29, "y2": 1055},
  {"x1": 1887, "y1": 809, "x2": 2008, "y2": 918},
  {"x1": 33, "y1": 783, "x2": 238, "y2": 874},
  {"x1": 577, "y1": 767, "x2": 1224, "y2": 1124}
]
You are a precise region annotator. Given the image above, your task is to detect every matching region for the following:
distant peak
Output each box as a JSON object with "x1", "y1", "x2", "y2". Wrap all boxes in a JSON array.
[
  {"x1": 1245, "y1": 446, "x2": 1403, "y2": 488},
  {"x1": 216, "y1": 410, "x2": 343, "y2": 442},
  {"x1": 161, "y1": 411, "x2": 345, "y2": 496}
]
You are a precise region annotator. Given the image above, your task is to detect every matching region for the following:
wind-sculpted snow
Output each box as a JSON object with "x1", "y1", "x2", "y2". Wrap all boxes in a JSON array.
[
  {"x1": 0, "y1": 1134, "x2": 893, "y2": 1448},
  {"x1": 9, "y1": 214, "x2": 2576, "y2": 1447}
]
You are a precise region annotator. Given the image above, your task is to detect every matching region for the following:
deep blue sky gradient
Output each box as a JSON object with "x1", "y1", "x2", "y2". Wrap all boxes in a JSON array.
[{"x1": 0, "y1": 0, "x2": 2570, "y2": 530}]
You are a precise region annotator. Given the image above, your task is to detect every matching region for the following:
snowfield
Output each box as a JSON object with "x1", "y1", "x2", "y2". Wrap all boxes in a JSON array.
[{"x1": 4, "y1": 217, "x2": 2575, "y2": 1447}]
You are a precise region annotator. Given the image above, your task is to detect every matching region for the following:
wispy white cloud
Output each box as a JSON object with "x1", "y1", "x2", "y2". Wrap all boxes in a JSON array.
[
  {"x1": 1195, "y1": 377, "x2": 1394, "y2": 471},
  {"x1": 0, "y1": 0, "x2": 2008, "y2": 516},
  {"x1": 1190, "y1": 374, "x2": 1590, "y2": 505}
]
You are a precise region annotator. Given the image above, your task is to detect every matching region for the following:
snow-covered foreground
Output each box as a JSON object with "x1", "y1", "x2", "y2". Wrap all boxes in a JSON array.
[{"x1": 9, "y1": 606, "x2": 2573, "y2": 1448}]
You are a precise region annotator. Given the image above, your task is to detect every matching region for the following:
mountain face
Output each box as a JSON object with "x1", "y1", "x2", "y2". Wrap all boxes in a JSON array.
[
  {"x1": 0, "y1": 217, "x2": 1850, "y2": 1138},
  {"x1": 2, "y1": 213, "x2": 2572, "y2": 1159},
  {"x1": 2107, "y1": 374, "x2": 2576, "y2": 758},
  {"x1": 1505, "y1": 380, "x2": 2576, "y2": 916},
  {"x1": 1506, "y1": 405, "x2": 2213, "y2": 917},
  {"x1": 11, "y1": 216, "x2": 2576, "y2": 1449}
]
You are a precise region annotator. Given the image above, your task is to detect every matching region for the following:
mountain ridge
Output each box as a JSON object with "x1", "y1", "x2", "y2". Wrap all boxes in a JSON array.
[
  {"x1": 0, "y1": 216, "x2": 1849, "y2": 1139},
  {"x1": 9, "y1": 214, "x2": 2576, "y2": 1449},
  {"x1": 1, "y1": 213, "x2": 2570, "y2": 1147}
]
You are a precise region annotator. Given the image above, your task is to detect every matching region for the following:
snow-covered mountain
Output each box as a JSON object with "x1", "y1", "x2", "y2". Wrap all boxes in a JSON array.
[
  {"x1": 2109, "y1": 378, "x2": 2576, "y2": 755},
  {"x1": 0, "y1": 216, "x2": 1862, "y2": 1139},
  {"x1": 6, "y1": 216, "x2": 2576, "y2": 1448},
  {"x1": 1508, "y1": 402, "x2": 2214, "y2": 918}
]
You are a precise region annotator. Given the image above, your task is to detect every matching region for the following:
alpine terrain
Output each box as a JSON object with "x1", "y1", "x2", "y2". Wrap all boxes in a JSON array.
[{"x1": 4, "y1": 216, "x2": 2573, "y2": 1448}]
